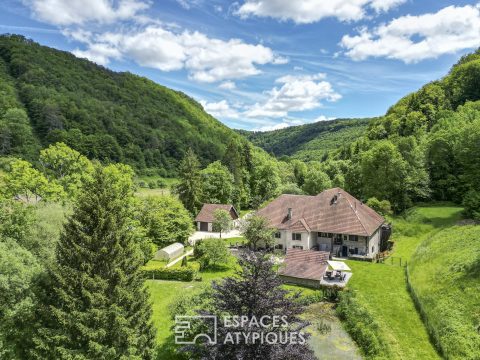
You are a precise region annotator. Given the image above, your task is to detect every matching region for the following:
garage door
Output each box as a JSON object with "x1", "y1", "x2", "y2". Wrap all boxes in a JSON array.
[{"x1": 200, "y1": 222, "x2": 209, "y2": 231}]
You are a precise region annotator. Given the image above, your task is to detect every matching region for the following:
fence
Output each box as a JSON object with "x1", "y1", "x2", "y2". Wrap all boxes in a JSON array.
[{"x1": 376, "y1": 254, "x2": 407, "y2": 267}]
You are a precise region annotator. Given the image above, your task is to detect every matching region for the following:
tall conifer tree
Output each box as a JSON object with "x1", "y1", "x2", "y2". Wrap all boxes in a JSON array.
[
  {"x1": 31, "y1": 164, "x2": 155, "y2": 359},
  {"x1": 175, "y1": 148, "x2": 202, "y2": 215}
]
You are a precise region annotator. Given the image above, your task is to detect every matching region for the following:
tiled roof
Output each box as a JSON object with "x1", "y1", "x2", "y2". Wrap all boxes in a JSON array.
[
  {"x1": 195, "y1": 204, "x2": 238, "y2": 222},
  {"x1": 256, "y1": 187, "x2": 384, "y2": 236},
  {"x1": 278, "y1": 249, "x2": 329, "y2": 281}
]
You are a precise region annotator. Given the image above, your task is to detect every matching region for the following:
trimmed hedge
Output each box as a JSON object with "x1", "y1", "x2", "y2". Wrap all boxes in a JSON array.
[{"x1": 141, "y1": 266, "x2": 197, "y2": 281}]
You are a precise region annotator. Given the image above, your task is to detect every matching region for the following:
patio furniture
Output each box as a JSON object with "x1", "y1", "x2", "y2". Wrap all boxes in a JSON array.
[{"x1": 325, "y1": 270, "x2": 333, "y2": 279}]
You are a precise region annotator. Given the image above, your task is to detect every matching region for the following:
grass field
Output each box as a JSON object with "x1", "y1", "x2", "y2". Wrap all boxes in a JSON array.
[
  {"x1": 409, "y1": 225, "x2": 480, "y2": 359},
  {"x1": 344, "y1": 205, "x2": 463, "y2": 359}
]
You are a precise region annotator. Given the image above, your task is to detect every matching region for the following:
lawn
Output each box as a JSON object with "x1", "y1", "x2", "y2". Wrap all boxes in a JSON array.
[
  {"x1": 147, "y1": 254, "x2": 239, "y2": 358},
  {"x1": 409, "y1": 225, "x2": 480, "y2": 359},
  {"x1": 344, "y1": 204, "x2": 463, "y2": 359}
]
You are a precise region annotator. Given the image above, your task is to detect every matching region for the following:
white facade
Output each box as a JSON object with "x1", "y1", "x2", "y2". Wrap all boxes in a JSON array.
[{"x1": 275, "y1": 229, "x2": 382, "y2": 258}]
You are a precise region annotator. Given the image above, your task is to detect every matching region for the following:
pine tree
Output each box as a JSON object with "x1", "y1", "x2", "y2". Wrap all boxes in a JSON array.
[
  {"x1": 31, "y1": 164, "x2": 155, "y2": 359},
  {"x1": 175, "y1": 148, "x2": 202, "y2": 214}
]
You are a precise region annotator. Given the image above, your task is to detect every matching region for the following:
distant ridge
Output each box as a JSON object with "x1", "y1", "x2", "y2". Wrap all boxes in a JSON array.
[{"x1": 237, "y1": 118, "x2": 371, "y2": 160}]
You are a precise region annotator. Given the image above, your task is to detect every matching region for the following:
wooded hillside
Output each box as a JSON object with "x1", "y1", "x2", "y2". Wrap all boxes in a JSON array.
[
  {"x1": 238, "y1": 118, "x2": 370, "y2": 160},
  {"x1": 0, "y1": 34, "x2": 245, "y2": 176}
]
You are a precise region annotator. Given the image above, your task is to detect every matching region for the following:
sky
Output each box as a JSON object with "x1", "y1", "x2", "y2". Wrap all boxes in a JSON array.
[{"x1": 1, "y1": 1, "x2": 480, "y2": 131}]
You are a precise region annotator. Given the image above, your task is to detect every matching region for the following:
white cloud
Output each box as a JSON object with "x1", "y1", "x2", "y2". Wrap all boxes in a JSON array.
[
  {"x1": 341, "y1": 4, "x2": 480, "y2": 63},
  {"x1": 72, "y1": 43, "x2": 122, "y2": 65},
  {"x1": 235, "y1": 0, "x2": 406, "y2": 24},
  {"x1": 24, "y1": 0, "x2": 150, "y2": 25},
  {"x1": 218, "y1": 81, "x2": 236, "y2": 90},
  {"x1": 313, "y1": 115, "x2": 336, "y2": 122},
  {"x1": 69, "y1": 26, "x2": 284, "y2": 82},
  {"x1": 199, "y1": 100, "x2": 240, "y2": 119},
  {"x1": 245, "y1": 73, "x2": 341, "y2": 118}
]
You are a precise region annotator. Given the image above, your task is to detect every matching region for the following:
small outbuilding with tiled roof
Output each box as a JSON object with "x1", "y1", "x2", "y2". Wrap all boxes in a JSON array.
[
  {"x1": 257, "y1": 188, "x2": 389, "y2": 259},
  {"x1": 278, "y1": 249, "x2": 353, "y2": 288},
  {"x1": 195, "y1": 204, "x2": 239, "y2": 232}
]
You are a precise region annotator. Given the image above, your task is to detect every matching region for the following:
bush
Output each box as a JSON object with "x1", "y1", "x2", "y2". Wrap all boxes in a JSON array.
[
  {"x1": 336, "y1": 290, "x2": 389, "y2": 358},
  {"x1": 157, "y1": 179, "x2": 167, "y2": 188},
  {"x1": 141, "y1": 266, "x2": 197, "y2": 281},
  {"x1": 462, "y1": 189, "x2": 480, "y2": 220},
  {"x1": 138, "y1": 181, "x2": 147, "y2": 188},
  {"x1": 147, "y1": 181, "x2": 156, "y2": 189}
]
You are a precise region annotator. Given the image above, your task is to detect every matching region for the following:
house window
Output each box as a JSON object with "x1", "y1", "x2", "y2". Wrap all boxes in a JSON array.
[
  {"x1": 334, "y1": 235, "x2": 342, "y2": 245},
  {"x1": 343, "y1": 234, "x2": 348, "y2": 241},
  {"x1": 293, "y1": 245, "x2": 303, "y2": 250},
  {"x1": 275, "y1": 244, "x2": 283, "y2": 250},
  {"x1": 349, "y1": 235, "x2": 359, "y2": 242},
  {"x1": 275, "y1": 232, "x2": 281, "y2": 239},
  {"x1": 292, "y1": 233, "x2": 302, "y2": 241},
  {"x1": 318, "y1": 232, "x2": 329, "y2": 238},
  {"x1": 372, "y1": 245, "x2": 375, "y2": 253}
]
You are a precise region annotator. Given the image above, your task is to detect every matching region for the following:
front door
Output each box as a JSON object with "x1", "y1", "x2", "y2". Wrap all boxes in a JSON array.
[
  {"x1": 200, "y1": 222, "x2": 209, "y2": 231},
  {"x1": 342, "y1": 246, "x2": 348, "y2": 257}
]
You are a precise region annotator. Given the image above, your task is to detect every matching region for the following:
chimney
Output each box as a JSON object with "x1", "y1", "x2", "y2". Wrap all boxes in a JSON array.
[{"x1": 287, "y1": 208, "x2": 292, "y2": 220}]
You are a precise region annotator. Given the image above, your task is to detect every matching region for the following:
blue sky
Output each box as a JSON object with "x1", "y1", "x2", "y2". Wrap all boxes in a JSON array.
[{"x1": 1, "y1": 0, "x2": 480, "y2": 130}]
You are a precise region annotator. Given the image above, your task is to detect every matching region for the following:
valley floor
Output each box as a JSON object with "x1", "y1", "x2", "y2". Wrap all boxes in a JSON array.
[{"x1": 146, "y1": 205, "x2": 465, "y2": 360}]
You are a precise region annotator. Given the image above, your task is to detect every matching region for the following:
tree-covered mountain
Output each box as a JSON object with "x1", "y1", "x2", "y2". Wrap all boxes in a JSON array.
[
  {"x1": 0, "y1": 34, "x2": 246, "y2": 176},
  {"x1": 237, "y1": 118, "x2": 370, "y2": 161}
]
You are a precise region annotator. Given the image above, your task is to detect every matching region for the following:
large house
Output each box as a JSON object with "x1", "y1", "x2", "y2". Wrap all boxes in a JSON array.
[
  {"x1": 256, "y1": 188, "x2": 389, "y2": 259},
  {"x1": 195, "y1": 204, "x2": 239, "y2": 232}
]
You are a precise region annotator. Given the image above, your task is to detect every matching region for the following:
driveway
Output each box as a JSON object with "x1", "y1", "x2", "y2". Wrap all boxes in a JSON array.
[{"x1": 188, "y1": 229, "x2": 241, "y2": 245}]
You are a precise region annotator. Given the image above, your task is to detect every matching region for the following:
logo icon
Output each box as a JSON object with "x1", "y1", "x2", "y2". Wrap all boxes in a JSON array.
[{"x1": 174, "y1": 315, "x2": 217, "y2": 345}]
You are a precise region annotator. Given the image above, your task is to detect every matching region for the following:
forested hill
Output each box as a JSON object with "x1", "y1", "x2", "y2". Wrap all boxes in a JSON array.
[
  {"x1": 237, "y1": 118, "x2": 370, "y2": 161},
  {"x1": 0, "y1": 34, "x2": 245, "y2": 176}
]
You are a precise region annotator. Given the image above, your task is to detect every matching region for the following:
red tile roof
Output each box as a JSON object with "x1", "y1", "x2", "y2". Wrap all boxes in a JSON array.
[
  {"x1": 195, "y1": 204, "x2": 238, "y2": 223},
  {"x1": 256, "y1": 187, "x2": 384, "y2": 236},
  {"x1": 278, "y1": 249, "x2": 329, "y2": 281}
]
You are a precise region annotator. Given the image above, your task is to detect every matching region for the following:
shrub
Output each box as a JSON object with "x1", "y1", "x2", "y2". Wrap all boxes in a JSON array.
[
  {"x1": 157, "y1": 179, "x2": 167, "y2": 188},
  {"x1": 147, "y1": 181, "x2": 156, "y2": 189},
  {"x1": 336, "y1": 290, "x2": 390, "y2": 358},
  {"x1": 195, "y1": 238, "x2": 229, "y2": 269},
  {"x1": 141, "y1": 266, "x2": 197, "y2": 281}
]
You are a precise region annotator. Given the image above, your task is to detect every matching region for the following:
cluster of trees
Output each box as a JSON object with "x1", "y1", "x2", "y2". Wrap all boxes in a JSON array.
[
  {"x1": 175, "y1": 142, "x2": 282, "y2": 214},
  {"x1": 1, "y1": 142, "x2": 195, "y2": 250},
  {"x1": 0, "y1": 34, "x2": 247, "y2": 176},
  {"x1": 0, "y1": 164, "x2": 156, "y2": 359},
  {"x1": 333, "y1": 50, "x2": 480, "y2": 215}
]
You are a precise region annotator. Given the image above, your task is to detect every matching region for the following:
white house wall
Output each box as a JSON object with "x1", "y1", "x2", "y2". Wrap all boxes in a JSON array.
[
  {"x1": 368, "y1": 229, "x2": 381, "y2": 256},
  {"x1": 276, "y1": 230, "x2": 314, "y2": 250}
]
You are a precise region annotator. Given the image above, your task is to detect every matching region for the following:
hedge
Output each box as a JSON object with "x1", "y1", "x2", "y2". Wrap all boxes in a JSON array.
[
  {"x1": 336, "y1": 290, "x2": 390, "y2": 359},
  {"x1": 141, "y1": 266, "x2": 197, "y2": 281}
]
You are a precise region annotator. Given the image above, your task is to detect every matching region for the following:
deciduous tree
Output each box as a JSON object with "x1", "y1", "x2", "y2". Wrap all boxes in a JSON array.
[
  {"x1": 212, "y1": 209, "x2": 232, "y2": 238},
  {"x1": 241, "y1": 215, "x2": 275, "y2": 250}
]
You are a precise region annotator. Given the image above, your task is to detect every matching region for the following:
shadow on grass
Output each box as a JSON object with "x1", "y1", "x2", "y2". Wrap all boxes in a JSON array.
[
  {"x1": 155, "y1": 334, "x2": 189, "y2": 360},
  {"x1": 201, "y1": 264, "x2": 231, "y2": 273}
]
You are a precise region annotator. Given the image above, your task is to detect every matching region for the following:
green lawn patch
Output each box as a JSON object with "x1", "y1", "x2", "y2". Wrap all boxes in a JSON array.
[{"x1": 409, "y1": 226, "x2": 480, "y2": 359}]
